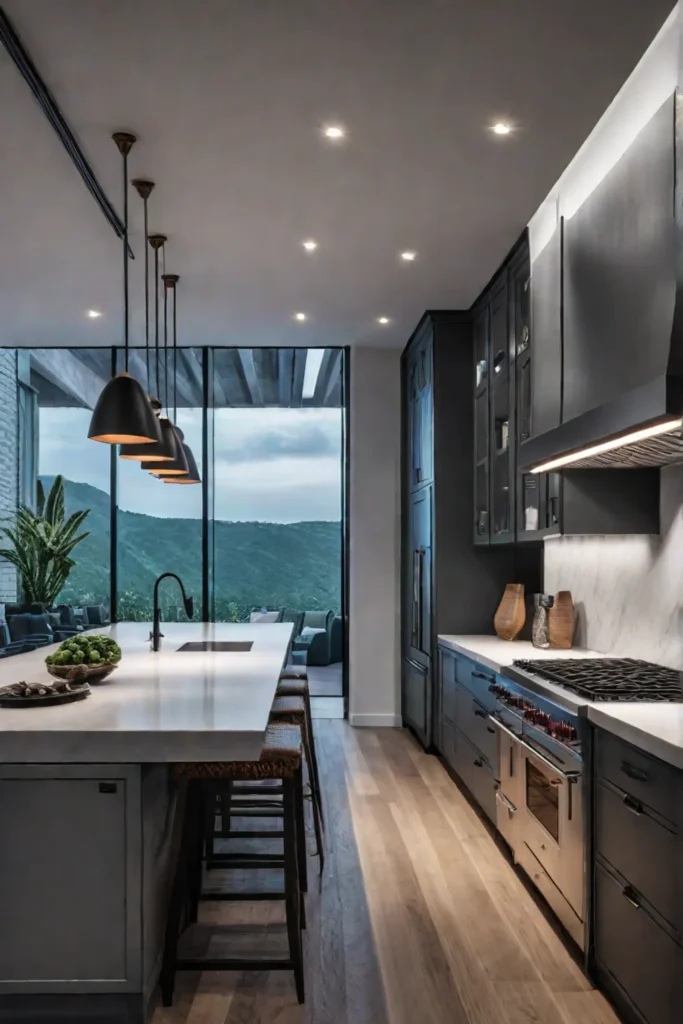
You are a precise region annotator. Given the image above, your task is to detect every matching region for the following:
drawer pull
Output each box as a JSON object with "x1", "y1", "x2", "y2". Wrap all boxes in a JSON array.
[
  {"x1": 622, "y1": 885, "x2": 641, "y2": 910},
  {"x1": 473, "y1": 671, "x2": 493, "y2": 682},
  {"x1": 473, "y1": 758, "x2": 484, "y2": 768},
  {"x1": 620, "y1": 760, "x2": 649, "y2": 783},
  {"x1": 486, "y1": 726, "x2": 496, "y2": 734},
  {"x1": 474, "y1": 708, "x2": 488, "y2": 719},
  {"x1": 622, "y1": 794, "x2": 643, "y2": 816}
]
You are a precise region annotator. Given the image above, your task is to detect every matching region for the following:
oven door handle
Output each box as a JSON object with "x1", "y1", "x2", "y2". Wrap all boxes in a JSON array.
[
  {"x1": 488, "y1": 715, "x2": 581, "y2": 783},
  {"x1": 495, "y1": 791, "x2": 517, "y2": 815}
]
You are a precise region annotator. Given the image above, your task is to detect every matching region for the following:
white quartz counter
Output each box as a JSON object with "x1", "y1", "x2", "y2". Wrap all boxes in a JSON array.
[
  {"x1": 437, "y1": 634, "x2": 604, "y2": 675},
  {"x1": 587, "y1": 704, "x2": 683, "y2": 770},
  {"x1": 0, "y1": 622, "x2": 293, "y2": 764}
]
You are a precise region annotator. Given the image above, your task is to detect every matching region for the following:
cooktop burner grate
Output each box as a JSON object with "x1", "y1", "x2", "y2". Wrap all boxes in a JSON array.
[{"x1": 512, "y1": 658, "x2": 683, "y2": 702}]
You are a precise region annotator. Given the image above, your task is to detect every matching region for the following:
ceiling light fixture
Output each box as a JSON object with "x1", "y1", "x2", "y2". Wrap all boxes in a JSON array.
[
  {"x1": 400, "y1": 251, "x2": 417, "y2": 262},
  {"x1": 529, "y1": 419, "x2": 682, "y2": 474},
  {"x1": 86, "y1": 310, "x2": 102, "y2": 319},
  {"x1": 377, "y1": 317, "x2": 390, "y2": 325},
  {"x1": 294, "y1": 312, "x2": 308, "y2": 322},
  {"x1": 491, "y1": 122, "x2": 512, "y2": 136},
  {"x1": 119, "y1": 182, "x2": 169, "y2": 462},
  {"x1": 88, "y1": 133, "x2": 160, "y2": 446},
  {"x1": 143, "y1": 272, "x2": 189, "y2": 477},
  {"x1": 302, "y1": 349, "x2": 325, "y2": 400},
  {"x1": 302, "y1": 239, "x2": 318, "y2": 252},
  {"x1": 323, "y1": 125, "x2": 345, "y2": 140},
  {"x1": 154, "y1": 278, "x2": 201, "y2": 485}
]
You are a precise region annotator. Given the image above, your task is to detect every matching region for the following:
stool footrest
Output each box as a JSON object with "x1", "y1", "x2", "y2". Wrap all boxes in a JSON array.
[
  {"x1": 212, "y1": 829, "x2": 284, "y2": 839},
  {"x1": 176, "y1": 956, "x2": 294, "y2": 971},
  {"x1": 200, "y1": 890, "x2": 285, "y2": 901}
]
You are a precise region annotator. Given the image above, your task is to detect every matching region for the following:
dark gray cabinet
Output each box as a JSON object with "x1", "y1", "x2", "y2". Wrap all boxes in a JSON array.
[
  {"x1": 401, "y1": 314, "x2": 517, "y2": 749},
  {"x1": 591, "y1": 728, "x2": 683, "y2": 1024},
  {"x1": 437, "y1": 647, "x2": 498, "y2": 824}
]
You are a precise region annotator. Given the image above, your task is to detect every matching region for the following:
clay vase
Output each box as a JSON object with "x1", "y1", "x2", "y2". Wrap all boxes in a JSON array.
[
  {"x1": 494, "y1": 583, "x2": 526, "y2": 641},
  {"x1": 549, "y1": 591, "x2": 575, "y2": 649}
]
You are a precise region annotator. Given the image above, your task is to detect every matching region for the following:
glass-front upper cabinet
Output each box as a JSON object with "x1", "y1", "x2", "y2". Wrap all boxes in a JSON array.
[
  {"x1": 489, "y1": 281, "x2": 514, "y2": 543},
  {"x1": 473, "y1": 305, "x2": 490, "y2": 543}
]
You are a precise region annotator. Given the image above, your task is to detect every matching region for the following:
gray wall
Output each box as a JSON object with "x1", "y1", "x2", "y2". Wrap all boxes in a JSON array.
[
  {"x1": 544, "y1": 466, "x2": 683, "y2": 668},
  {"x1": 0, "y1": 351, "x2": 18, "y2": 604},
  {"x1": 348, "y1": 347, "x2": 401, "y2": 726}
]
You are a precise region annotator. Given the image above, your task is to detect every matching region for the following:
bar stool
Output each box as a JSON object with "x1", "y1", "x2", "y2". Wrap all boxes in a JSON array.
[
  {"x1": 160, "y1": 723, "x2": 306, "y2": 1006},
  {"x1": 270, "y1": 695, "x2": 324, "y2": 872},
  {"x1": 278, "y1": 666, "x2": 325, "y2": 827}
]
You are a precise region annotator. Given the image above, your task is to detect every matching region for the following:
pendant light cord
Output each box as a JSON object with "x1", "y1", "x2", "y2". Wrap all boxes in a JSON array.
[
  {"x1": 154, "y1": 243, "x2": 161, "y2": 398},
  {"x1": 123, "y1": 147, "x2": 130, "y2": 372},
  {"x1": 173, "y1": 281, "x2": 178, "y2": 421},
  {"x1": 163, "y1": 270, "x2": 169, "y2": 413},
  {"x1": 143, "y1": 195, "x2": 150, "y2": 391}
]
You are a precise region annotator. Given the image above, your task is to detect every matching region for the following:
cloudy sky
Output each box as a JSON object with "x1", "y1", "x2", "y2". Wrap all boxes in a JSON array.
[{"x1": 39, "y1": 406, "x2": 343, "y2": 523}]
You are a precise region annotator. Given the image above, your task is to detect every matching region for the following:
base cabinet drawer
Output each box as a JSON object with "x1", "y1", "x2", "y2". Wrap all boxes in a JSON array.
[
  {"x1": 454, "y1": 684, "x2": 497, "y2": 764},
  {"x1": 596, "y1": 733, "x2": 680, "y2": 827},
  {"x1": 594, "y1": 859, "x2": 683, "y2": 1024},
  {"x1": 452, "y1": 728, "x2": 497, "y2": 825},
  {"x1": 596, "y1": 778, "x2": 680, "y2": 934}
]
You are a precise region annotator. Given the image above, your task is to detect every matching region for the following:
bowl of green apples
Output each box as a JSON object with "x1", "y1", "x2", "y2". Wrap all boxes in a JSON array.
[{"x1": 46, "y1": 634, "x2": 122, "y2": 685}]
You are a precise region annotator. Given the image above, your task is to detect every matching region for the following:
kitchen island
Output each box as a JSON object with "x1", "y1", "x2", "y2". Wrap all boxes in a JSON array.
[{"x1": 0, "y1": 622, "x2": 293, "y2": 1024}]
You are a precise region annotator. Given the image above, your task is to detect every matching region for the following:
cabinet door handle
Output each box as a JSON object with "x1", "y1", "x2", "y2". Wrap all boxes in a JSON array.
[
  {"x1": 622, "y1": 794, "x2": 643, "y2": 816},
  {"x1": 472, "y1": 671, "x2": 493, "y2": 683},
  {"x1": 473, "y1": 758, "x2": 484, "y2": 768},
  {"x1": 620, "y1": 760, "x2": 649, "y2": 783},
  {"x1": 474, "y1": 708, "x2": 488, "y2": 719},
  {"x1": 622, "y1": 886, "x2": 641, "y2": 911}
]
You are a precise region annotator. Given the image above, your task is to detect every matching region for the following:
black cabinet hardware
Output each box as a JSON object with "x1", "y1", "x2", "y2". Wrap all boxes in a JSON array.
[
  {"x1": 622, "y1": 885, "x2": 641, "y2": 911},
  {"x1": 472, "y1": 671, "x2": 493, "y2": 682},
  {"x1": 473, "y1": 708, "x2": 487, "y2": 719},
  {"x1": 99, "y1": 782, "x2": 118, "y2": 794},
  {"x1": 621, "y1": 760, "x2": 649, "y2": 783},
  {"x1": 622, "y1": 793, "x2": 643, "y2": 816},
  {"x1": 473, "y1": 758, "x2": 483, "y2": 768}
]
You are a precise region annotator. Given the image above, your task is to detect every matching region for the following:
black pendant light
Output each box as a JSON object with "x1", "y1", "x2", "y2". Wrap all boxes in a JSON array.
[
  {"x1": 142, "y1": 272, "x2": 189, "y2": 476},
  {"x1": 88, "y1": 133, "x2": 160, "y2": 445},
  {"x1": 119, "y1": 180, "x2": 166, "y2": 460},
  {"x1": 157, "y1": 279, "x2": 202, "y2": 485}
]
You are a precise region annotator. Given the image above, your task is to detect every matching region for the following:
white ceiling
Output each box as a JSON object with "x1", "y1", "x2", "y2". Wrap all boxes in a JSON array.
[{"x1": 0, "y1": 0, "x2": 673, "y2": 349}]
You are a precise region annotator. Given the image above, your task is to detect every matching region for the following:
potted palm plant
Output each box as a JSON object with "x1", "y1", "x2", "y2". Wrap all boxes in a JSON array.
[{"x1": 0, "y1": 476, "x2": 90, "y2": 609}]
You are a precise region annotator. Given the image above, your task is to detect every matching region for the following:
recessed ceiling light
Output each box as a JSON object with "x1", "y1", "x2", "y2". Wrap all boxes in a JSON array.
[
  {"x1": 294, "y1": 312, "x2": 308, "y2": 322},
  {"x1": 302, "y1": 239, "x2": 318, "y2": 252},
  {"x1": 86, "y1": 309, "x2": 102, "y2": 319},
  {"x1": 323, "y1": 125, "x2": 346, "y2": 140},
  {"x1": 491, "y1": 122, "x2": 512, "y2": 136},
  {"x1": 400, "y1": 251, "x2": 417, "y2": 262},
  {"x1": 377, "y1": 317, "x2": 390, "y2": 325}
]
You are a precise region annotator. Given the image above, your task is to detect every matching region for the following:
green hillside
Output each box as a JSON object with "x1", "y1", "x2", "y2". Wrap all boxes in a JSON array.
[{"x1": 40, "y1": 478, "x2": 341, "y2": 620}]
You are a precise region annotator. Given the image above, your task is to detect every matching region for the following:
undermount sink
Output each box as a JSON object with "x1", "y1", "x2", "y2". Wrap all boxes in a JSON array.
[{"x1": 175, "y1": 641, "x2": 254, "y2": 653}]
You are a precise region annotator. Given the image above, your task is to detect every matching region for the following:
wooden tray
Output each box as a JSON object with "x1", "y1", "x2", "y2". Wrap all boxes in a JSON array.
[{"x1": 0, "y1": 684, "x2": 91, "y2": 708}]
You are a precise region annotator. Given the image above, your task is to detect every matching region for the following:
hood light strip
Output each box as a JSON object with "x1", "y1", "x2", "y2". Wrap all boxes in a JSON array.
[{"x1": 530, "y1": 418, "x2": 682, "y2": 474}]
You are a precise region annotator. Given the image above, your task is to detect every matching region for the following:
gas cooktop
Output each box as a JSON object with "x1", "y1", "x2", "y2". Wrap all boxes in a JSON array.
[{"x1": 512, "y1": 658, "x2": 683, "y2": 702}]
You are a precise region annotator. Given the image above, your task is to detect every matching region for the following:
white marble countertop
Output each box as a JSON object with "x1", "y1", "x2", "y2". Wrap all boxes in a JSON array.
[
  {"x1": 437, "y1": 634, "x2": 604, "y2": 675},
  {"x1": 587, "y1": 704, "x2": 683, "y2": 771},
  {"x1": 0, "y1": 622, "x2": 293, "y2": 764}
]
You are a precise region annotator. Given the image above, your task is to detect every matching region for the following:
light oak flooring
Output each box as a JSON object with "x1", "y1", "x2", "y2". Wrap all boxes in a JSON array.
[{"x1": 151, "y1": 722, "x2": 618, "y2": 1024}]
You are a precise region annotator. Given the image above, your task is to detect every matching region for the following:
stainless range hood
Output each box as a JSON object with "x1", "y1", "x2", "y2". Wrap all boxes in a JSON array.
[{"x1": 520, "y1": 79, "x2": 683, "y2": 474}]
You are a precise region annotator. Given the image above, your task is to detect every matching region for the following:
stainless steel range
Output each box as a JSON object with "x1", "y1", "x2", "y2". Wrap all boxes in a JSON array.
[{"x1": 489, "y1": 657, "x2": 683, "y2": 950}]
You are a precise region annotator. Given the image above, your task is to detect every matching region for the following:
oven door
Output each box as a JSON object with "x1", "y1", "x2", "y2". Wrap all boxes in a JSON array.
[{"x1": 521, "y1": 738, "x2": 583, "y2": 918}]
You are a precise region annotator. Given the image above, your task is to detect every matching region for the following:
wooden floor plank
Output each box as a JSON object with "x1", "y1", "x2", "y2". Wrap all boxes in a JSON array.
[{"x1": 150, "y1": 722, "x2": 615, "y2": 1024}]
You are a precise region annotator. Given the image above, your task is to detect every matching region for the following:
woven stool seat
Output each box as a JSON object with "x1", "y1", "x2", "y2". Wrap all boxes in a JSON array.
[
  {"x1": 277, "y1": 679, "x2": 307, "y2": 698},
  {"x1": 280, "y1": 665, "x2": 308, "y2": 681},
  {"x1": 271, "y1": 695, "x2": 306, "y2": 717},
  {"x1": 173, "y1": 723, "x2": 301, "y2": 781}
]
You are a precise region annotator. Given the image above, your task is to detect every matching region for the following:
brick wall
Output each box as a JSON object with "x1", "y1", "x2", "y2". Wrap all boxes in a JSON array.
[{"x1": 0, "y1": 350, "x2": 18, "y2": 603}]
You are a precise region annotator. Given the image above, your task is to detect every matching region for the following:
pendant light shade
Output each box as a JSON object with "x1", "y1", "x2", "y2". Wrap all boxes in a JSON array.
[
  {"x1": 120, "y1": 182, "x2": 165, "y2": 460},
  {"x1": 158, "y1": 435, "x2": 201, "y2": 484},
  {"x1": 156, "y1": 275, "x2": 202, "y2": 483},
  {"x1": 88, "y1": 132, "x2": 158, "y2": 446},
  {"x1": 142, "y1": 418, "x2": 189, "y2": 474}
]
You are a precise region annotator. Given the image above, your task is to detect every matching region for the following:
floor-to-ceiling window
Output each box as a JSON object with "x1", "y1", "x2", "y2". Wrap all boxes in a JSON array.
[
  {"x1": 116, "y1": 348, "x2": 203, "y2": 621},
  {"x1": 33, "y1": 349, "x2": 112, "y2": 616}
]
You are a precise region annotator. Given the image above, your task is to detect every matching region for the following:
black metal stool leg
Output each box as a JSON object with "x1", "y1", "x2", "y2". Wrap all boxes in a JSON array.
[
  {"x1": 294, "y1": 764, "x2": 308, "y2": 895},
  {"x1": 303, "y1": 689, "x2": 325, "y2": 827},
  {"x1": 283, "y1": 777, "x2": 305, "y2": 1004},
  {"x1": 301, "y1": 724, "x2": 324, "y2": 875}
]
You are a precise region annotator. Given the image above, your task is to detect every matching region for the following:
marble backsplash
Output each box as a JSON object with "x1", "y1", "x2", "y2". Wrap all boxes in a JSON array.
[{"x1": 543, "y1": 467, "x2": 683, "y2": 669}]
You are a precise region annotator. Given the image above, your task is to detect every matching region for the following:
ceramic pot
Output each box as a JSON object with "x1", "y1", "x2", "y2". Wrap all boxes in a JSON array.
[
  {"x1": 549, "y1": 591, "x2": 575, "y2": 649},
  {"x1": 494, "y1": 583, "x2": 526, "y2": 641}
]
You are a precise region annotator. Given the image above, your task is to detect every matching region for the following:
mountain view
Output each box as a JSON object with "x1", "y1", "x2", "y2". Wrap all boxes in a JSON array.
[{"x1": 41, "y1": 478, "x2": 342, "y2": 621}]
